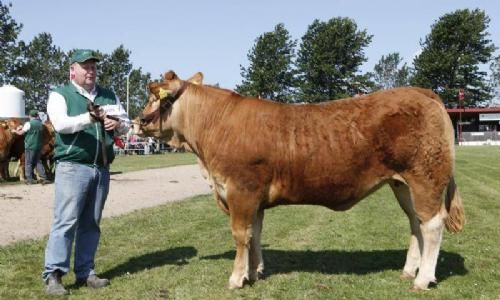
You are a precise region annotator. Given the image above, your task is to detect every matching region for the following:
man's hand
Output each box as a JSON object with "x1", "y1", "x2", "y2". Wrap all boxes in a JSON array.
[
  {"x1": 88, "y1": 104, "x2": 105, "y2": 122},
  {"x1": 89, "y1": 105, "x2": 106, "y2": 122},
  {"x1": 104, "y1": 117, "x2": 120, "y2": 131}
]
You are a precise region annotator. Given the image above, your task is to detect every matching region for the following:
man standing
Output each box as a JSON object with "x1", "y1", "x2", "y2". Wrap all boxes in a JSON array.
[
  {"x1": 13, "y1": 109, "x2": 49, "y2": 184},
  {"x1": 43, "y1": 49, "x2": 130, "y2": 295}
]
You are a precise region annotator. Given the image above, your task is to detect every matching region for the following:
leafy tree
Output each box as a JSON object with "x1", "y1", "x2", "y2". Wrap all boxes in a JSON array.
[
  {"x1": 126, "y1": 68, "x2": 151, "y2": 119},
  {"x1": 412, "y1": 9, "x2": 497, "y2": 106},
  {"x1": 373, "y1": 52, "x2": 412, "y2": 90},
  {"x1": 296, "y1": 17, "x2": 373, "y2": 102},
  {"x1": 0, "y1": 1, "x2": 22, "y2": 85},
  {"x1": 236, "y1": 23, "x2": 297, "y2": 102},
  {"x1": 11, "y1": 33, "x2": 66, "y2": 111},
  {"x1": 489, "y1": 55, "x2": 500, "y2": 100},
  {"x1": 90, "y1": 46, "x2": 151, "y2": 119},
  {"x1": 98, "y1": 45, "x2": 132, "y2": 101}
]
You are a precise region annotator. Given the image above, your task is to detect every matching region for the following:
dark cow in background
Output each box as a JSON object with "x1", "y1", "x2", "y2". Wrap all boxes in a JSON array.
[
  {"x1": 39, "y1": 120, "x2": 56, "y2": 179},
  {"x1": 135, "y1": 71, "x2": 465, "y2": 291}
]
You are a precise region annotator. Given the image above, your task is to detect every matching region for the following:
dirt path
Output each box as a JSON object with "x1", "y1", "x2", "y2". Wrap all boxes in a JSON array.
[{"x1": 0, "y1": 165, "x2": 211, "y2": 246}]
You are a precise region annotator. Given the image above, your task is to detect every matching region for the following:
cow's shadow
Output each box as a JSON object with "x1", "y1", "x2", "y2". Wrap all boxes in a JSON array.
[
  {"x1": 201, "y1": 248, "x2": 467, "y2": 282},
  {"x1": 100, "y1": 246, "x2": 197, "y2": 280}
]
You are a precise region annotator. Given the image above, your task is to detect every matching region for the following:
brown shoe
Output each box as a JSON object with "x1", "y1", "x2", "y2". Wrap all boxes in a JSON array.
[
  {"x1": 39, "y1": 179, "x2": 52, "y2": 185},
  {"x1": 45, "y1": 271, "x2": 68, "y2": 295},
  {"x1": 76, "y1": 274, "x2": 110, "y2": 289}
]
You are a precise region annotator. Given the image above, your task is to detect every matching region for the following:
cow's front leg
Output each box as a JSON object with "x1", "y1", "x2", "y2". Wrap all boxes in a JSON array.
[
  {"x1": 249, "y1": 208, "x2": 264, "y2": 282},
  {"x1": 227, "y1": 188, "x2": 262, "y2": 289},
  {"x1": 228, "y1": 214, "x2": 252, "y2": 289}
]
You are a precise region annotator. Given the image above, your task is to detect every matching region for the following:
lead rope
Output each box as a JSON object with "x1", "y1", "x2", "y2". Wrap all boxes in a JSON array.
[
  {"x1": 100, "y1": 120, "x2": 108, "y2": 166},
  {"x1": 159, "y1": 105, "x2": 162, "y2": 136}
]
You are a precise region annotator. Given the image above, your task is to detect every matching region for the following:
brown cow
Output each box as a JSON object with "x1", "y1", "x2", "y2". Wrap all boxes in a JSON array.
[
  {"x1": 0, "y1": 120, "x2": 13, "y2": 180},
  {"x1": 135, "y1": 71, "x2": 465, "y2": 291},
  {"x1": 0, "y1": 118, "x2": 23, "y2": 180}
]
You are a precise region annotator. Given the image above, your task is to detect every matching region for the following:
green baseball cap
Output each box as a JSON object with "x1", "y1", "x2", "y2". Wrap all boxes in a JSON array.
[
  {"x1": 70, "y1": 49, "x2": 100, "y2": 64},
  {"x1": 29, "y1": 109, "x2": 39, "y2": 117}
]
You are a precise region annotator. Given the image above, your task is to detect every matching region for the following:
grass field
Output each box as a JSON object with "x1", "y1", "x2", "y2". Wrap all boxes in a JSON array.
[
  {"x1": 0, "y1": 147, "x2": 499, "y2": 299},
  {"x1": 109, "y1": 152, "x2": 198, "y2": 173},
  {"x1": 2, "y1": 152, "x2": 198, "y2": 185}
]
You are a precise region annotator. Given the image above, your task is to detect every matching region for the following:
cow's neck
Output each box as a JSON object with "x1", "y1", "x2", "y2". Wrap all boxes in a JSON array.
[{"x1": 175, "y1": 85, "x2": 240, "y2": 158}]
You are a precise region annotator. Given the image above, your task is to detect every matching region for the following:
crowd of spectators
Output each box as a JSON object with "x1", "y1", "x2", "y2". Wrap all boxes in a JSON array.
[{"x1": 114, "y1": 133, "x2": 174, "y2": 155}]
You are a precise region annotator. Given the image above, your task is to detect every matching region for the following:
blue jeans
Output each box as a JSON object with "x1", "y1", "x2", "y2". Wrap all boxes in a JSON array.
[
  {"x1": 25, "y1": 149, "x2": 47, "y2": 181},
  {"x1": 42, "y1": 161, "x2": 110, "y2": 281}
]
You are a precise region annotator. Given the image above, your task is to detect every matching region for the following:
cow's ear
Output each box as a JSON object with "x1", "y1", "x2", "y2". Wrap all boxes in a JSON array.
[
  {"x1": 187, "y1": 72, "x2": 204, "y2": 85},
  {"x1": 163, "y1": 70, "x2": 178, "y2": 81}
]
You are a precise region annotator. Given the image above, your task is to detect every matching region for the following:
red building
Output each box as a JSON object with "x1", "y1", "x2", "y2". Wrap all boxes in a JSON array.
[{"x1": 446, "y1": 107, "x2": 500, "y2": 145}]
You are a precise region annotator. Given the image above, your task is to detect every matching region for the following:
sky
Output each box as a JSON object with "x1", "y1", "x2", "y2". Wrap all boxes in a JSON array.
[{"x1": 8, "y1": 0, "x2": 500, "y2": 90}]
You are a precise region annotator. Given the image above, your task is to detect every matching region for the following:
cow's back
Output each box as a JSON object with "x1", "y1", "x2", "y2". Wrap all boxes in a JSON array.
[{"x1": 198, "y1": 87, "x2": 452, "y2": 210}]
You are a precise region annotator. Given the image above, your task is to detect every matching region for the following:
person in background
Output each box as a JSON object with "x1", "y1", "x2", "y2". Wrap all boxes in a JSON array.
[
  {"x1": 43, "y1": 49, "x2": 130, "y2": 295},
  {"x1": 12, "y1": 109, "x2": 50, "y2": 185}
]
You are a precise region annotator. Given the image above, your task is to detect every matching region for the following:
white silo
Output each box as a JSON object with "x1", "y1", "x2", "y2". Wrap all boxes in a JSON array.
[{"x1": 0, "y1": 85, "x2": 26, "y2": 119}]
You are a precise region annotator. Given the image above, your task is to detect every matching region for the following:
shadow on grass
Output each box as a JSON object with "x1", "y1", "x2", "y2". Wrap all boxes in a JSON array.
[
  {"x1": 101, "y1": 246, "x2": 197, "y2": 280},
  {"x1": 201, "y1": 249, "x2": 467, "y2": 282}
]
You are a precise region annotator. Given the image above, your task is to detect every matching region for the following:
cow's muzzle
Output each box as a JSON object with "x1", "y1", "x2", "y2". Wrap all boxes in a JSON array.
[{"x1": 138, "y1": 111, "x2": 156, "y2": 126}]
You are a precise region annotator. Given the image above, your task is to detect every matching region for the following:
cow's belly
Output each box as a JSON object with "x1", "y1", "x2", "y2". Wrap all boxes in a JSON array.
[{"x1": 267, "y1": 176, "x2": 389, "y2": 211}]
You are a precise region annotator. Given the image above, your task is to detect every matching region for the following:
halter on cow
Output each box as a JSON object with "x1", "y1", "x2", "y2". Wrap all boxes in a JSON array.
[{"x1": 135, "y1": 70, "x2": 465, "y2": 291}]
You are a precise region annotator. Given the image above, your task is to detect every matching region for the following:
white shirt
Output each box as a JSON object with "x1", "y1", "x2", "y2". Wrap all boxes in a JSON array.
[
  {"x1": 21, "y1": 121, "x2": 31, "y2": 133},
  {"x1": 47, "y1": 81, "x2": 130, "y2": 135}
]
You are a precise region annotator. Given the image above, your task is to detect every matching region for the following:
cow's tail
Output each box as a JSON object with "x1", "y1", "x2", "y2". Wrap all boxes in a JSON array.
[{"x1": 444, "y1": 176, "x2": 465, "y2": 233}]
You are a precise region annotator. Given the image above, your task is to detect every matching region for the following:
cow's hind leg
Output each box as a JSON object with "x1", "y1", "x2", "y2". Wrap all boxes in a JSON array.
[
  {"x1": 412, "y1": 211, "x2": 444, "y2": 290},
  {"x1": 391, "y1": 178, "x2": 446, "y2": 290},
  {"x1": 390, "y1": 180, "x2": 422, "y2": 279},
  {"x1": 249, "y1": 208, "x2": 264, "y2": 282}
]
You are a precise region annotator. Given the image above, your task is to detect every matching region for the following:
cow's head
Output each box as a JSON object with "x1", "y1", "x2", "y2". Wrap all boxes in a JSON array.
[
  {"x1": 6, "y1": 118, "x2": 21, "y2": 130},
  {"x1": 134, "y1": 70, "x2": 203, "y2": 142}
]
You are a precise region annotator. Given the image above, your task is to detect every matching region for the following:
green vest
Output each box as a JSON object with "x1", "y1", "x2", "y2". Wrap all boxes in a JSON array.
[
  {"x1": 53, "y1": 83, "x2": 117, "y2": 166},
  {"x1": 24, "y1": 119, "x2": 43, "y2": 151}
]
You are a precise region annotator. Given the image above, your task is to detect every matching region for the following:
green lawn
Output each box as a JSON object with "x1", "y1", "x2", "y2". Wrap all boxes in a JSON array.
[
  {"x1": 0, "y1": 147, "x2": 499, "y2": 299},
  {"x1": 110, "y1": 152, "x2": 197, "y2": 173},
  {"x1": 2, "y1": 152, "x2": 197, "y2": 185}
]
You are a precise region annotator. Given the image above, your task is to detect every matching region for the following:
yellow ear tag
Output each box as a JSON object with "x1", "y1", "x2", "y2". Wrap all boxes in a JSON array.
[{"x1": 158, "y1": 88, "x2": 170, "y2": 100}]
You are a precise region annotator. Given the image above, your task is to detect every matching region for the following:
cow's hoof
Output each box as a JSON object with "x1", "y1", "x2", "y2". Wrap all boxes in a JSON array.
[
  {"x1": 400, "y1": 271, "x2": 415, "y2": 280},
  {"x1": 410, "y1": 284, "x2": 429, "y2": 291},
  {"x1": 411, "y1": 279, "x2": 435, "y2": 291},
  {"x1": 248, "y1": 271, "x2": 257, "y2": 283},
  {"x1": 248, "y1": 269, "x2": 265, "y2": 282},
  {"x1": 227, "y1": 283, "x2": 241, "y2": 289},
  {"x1": 227, "y1": 275, "x2": 245, "y2": 289}
]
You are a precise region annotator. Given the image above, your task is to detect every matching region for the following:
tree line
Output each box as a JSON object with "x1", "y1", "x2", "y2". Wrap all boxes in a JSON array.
[
  {"x1": 237, "y1": 9, "x2": 499, "y2": 106},
  {"x1": 1, "y1": 2, "x2": 499, "y2": 118}
]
